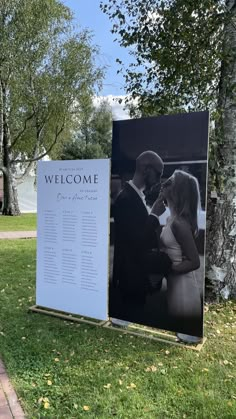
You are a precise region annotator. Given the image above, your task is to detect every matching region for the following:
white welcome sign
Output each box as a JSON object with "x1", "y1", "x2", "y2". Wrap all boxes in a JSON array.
[{"x1": 36, "y1": 159, "x2": 110, "y2": 320}]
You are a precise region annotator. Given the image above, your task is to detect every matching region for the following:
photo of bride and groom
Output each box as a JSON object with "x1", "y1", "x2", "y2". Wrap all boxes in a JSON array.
[{"x1": 109, "y1": 111, "x2": 209, "y2": 339}]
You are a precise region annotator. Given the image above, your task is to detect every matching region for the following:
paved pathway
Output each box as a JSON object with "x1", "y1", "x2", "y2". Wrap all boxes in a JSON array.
[
  {"x1": 0, "y1": 360, "x2": 25, "y2": 418},
  {"x1": 0, "y1": 231, "x2": 32, "y2": 418},
  {"x1": 0, "y1": 231, "x2": 36, "y2": 239}
]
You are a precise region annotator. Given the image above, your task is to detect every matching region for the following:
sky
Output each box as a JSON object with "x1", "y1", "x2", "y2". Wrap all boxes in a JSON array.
[{"x1": 62, "y1": 0, "x2": 132, "y2": 119}]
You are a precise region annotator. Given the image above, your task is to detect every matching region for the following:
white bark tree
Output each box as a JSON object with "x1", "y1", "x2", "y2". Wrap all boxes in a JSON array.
[
  {"x1": 0, "y1": 0, "x2": 103, "y2": 215},
  {"x1": 206, "y1": 0, "x2": 236, "y2": 298}
]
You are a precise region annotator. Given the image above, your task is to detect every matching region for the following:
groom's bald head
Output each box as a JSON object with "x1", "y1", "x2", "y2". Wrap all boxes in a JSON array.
[{"x1": 136, "y1": 151, "x2": 164, "y2": 175}]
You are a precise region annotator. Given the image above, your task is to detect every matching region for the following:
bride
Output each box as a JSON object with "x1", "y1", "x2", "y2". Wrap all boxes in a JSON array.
[{"x1": 152, "y1": 170, "x2": 203, "y2": 339}]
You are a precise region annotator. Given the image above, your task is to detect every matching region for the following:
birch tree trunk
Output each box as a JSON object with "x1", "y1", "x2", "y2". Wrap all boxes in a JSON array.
[
  {"x1": 206, "y1": 0, "x2": 236, "y2": 298},
  {"x1": 0, "y1": 80, "x2": 3, "y2": 156},
  {"x1": 2, "y1": 167, "x2": 20, "y2": 216},
  {"x1": 1, "y1": 81, "x2": 20, "y2": 215}
]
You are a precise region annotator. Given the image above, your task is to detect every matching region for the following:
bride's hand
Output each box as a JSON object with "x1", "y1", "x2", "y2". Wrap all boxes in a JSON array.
[{"x1": 151, "y1": 192, "x2": 166, "y2": 216}]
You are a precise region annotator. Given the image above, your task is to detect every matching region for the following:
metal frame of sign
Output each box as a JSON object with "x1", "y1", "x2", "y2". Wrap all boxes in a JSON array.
[{"x1": 29, "y1": 305, "x2": 207, "y2": 351}]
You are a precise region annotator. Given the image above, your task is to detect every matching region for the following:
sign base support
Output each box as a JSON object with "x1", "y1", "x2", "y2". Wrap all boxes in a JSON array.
[
  {"x1": 104, "y1": 321, "x2": 207, "y2": 351},
  {"x1": 29, "y1": 306, "x2": 207, "y2": 351},
  {"x1": 29, "y1": 305, "x2": 107, "y2": 327}
]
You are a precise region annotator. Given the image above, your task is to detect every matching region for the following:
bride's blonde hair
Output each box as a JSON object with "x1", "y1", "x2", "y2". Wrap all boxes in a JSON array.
[{"x1": 171, "y1": 170, "x2": 201, "y2": 236}]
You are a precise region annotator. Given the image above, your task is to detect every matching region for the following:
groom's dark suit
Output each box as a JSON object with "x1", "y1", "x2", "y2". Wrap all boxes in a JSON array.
[{"x1": 112, "y1": 182, "x2": 171, "y2": 306}]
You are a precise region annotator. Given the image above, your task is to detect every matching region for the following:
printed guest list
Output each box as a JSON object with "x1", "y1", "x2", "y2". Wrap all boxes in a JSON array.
[{"x1": 36, "y1": 160, "x2": 110, "y2": 320}]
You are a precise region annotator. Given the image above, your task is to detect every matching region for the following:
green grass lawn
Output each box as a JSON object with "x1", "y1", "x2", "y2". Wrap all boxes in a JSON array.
[
  {"x1": 0, "y1": 239, "x2": 235, "y2": 418},
  {"x1": 0, "y1": 213, "x2": 37, "y2": 231}
]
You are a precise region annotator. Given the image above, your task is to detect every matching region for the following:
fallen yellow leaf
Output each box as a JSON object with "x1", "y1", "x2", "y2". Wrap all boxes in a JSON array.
[
  {"x1": 103, "y1": 383, "x2": 111, "y2": 389},
  {"x1": 44, "y1": 401, "x2": 50, "y2": 409},
  {"x1": 54, "y1": 358, "x2": 60, "y2": 362},
  {"x1": 127, "y1": 383, "x2": 136, "y2": 389},
  {"x1": 146, "y1": 365, "x2": 157, "y2": 372},
  {"x1": 83, "y1": 405, "x2": 90, "y2": 411},
  {"x1": 47, "y1": 380, "x2": 52, "y2": 386}
]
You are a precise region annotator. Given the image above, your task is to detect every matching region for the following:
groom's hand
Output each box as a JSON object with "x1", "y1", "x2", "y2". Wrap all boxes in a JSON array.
[
  {"x1": 144, "y1": 182, "x2": 162, "y2": 207},
  {"x1": 151, "y1": 192, "x2": 166, "y2": 216}
]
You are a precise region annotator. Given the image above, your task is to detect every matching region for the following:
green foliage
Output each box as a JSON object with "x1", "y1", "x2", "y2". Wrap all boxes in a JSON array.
[
  {"x1": 0, "y1": 0, "x2": 103, "y2": 162},
  {"x1": 0, "y1": 0, "x2": 104, "y2": 213},
  {"x1": 0, "y1": 238, "x2": 236, "y2": 417},
  {"x1": 60, "y1": 141, "x2": 105, "y2": 160},
  {"x1": 90, "y1": 101, "x2": 113, "y2": 157},
  {"x1": 101, "y1": 0, "x2": 225, "y2": 116},
  {"x1": 58, "y1": 99, "x2": 113, "y2": 160}
]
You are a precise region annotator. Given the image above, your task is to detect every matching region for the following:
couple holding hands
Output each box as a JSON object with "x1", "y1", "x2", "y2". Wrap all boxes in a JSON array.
[{"x1": 111, "y1": 150, "x2": 203, "y2": 340}]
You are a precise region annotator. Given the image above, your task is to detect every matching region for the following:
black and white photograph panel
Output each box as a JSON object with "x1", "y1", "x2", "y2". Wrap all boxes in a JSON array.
[{"x1": 109, "y1": 111, "x2": 209, "y2": 338}]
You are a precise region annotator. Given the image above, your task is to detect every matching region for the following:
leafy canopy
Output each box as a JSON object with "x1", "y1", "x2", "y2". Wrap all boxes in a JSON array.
[
  {"x1": 101, "y1": 0, "x2": 225, "y2": 116},
  {"x1": 58, "y1": 99, "x2": 113, "y2": 160},
  {"x1": 0, "y1": 0, "x2": 103, "y2": 163}
]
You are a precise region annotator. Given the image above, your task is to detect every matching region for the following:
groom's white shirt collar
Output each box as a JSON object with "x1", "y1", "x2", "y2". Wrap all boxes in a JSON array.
[{"x1": 128, "y1": 180, "x2": 146, "y2": 206}]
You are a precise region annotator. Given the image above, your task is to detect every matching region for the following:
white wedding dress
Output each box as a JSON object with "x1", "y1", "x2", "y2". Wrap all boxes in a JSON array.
[{"x1": 160, "y1": 218, "x2": 202, "y2": 325}]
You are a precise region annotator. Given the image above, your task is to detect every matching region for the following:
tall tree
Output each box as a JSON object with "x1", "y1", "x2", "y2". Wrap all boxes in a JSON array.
[
  {"x1": 101, "y1": 0, "x2": 224, "y2": 115},
  {"x1": 207, "y1": 0, "x2": 236, "y2": 299},
  {"x1": 58, "y1": 99, "x2": 113, "y2": 160},
  {"x1": 101, "y1": 0, "x2": 236, "y2": 297},
  {"x1": 0, "y1": 0, "x2": 103, "y2": 215},
  {"x1": 90, "y1": 100, "x2": 113, "y2": 157}
]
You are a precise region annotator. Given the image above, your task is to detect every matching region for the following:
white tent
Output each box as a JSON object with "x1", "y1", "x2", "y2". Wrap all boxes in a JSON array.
[{"x1": 17, "y1": 175, "x2": 37, "y2": 213}]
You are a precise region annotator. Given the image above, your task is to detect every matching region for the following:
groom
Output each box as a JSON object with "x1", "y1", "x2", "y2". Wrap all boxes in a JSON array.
[{"x1": 111, "y1": 151, "x2": 172, "y2": 320}]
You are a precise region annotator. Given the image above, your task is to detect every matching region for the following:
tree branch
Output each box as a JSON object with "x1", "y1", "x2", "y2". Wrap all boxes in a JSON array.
[
  {"x1": 12, "y1": 123, "x2": 65, "y2": 164},
  {"x1": 16, "y1": 141, "x2": 39, "y2": 184},
  {"x1": 10, "y1": 111, "x2": 36, "y2": 150}
]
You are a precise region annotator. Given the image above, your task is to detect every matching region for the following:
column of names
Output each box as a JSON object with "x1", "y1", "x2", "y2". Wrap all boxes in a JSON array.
[{"x1": 80, "y1": 212, "x2": 98, "y2": 292}]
